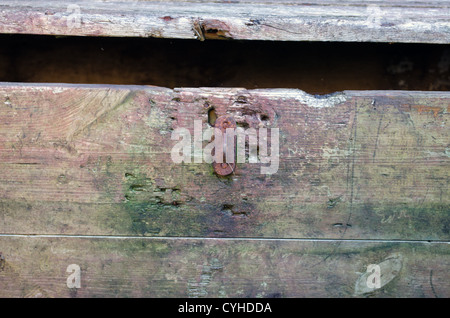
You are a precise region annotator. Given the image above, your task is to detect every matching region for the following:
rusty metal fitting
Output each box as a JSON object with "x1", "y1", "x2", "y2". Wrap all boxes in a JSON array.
[{"x1": 213, "y1": 115, "x2": 236, "y2": 176}]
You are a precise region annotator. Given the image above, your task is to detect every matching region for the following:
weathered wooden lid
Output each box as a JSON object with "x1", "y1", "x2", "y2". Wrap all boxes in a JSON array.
[{"x1": 0, "y1": 0, "x2": 449, "y2": 43}]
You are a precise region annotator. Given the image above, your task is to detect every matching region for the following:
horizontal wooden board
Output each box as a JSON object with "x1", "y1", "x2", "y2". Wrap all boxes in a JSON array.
[
  {"x1": 0, "y1": 1, "x2": 449, "y2": 43},
  {"x1": 0, "y1": 236, "x2": 448, "y2": 297},
  {"x1": 0, "y1": 83, "x2": 448, "y2": 297},
  {"x1": 0, "y1": 83, "x2": 448, "y2": 241}
]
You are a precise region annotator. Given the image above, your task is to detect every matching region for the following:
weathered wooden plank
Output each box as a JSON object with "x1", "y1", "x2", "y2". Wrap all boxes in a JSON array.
[
  {"x1": 0, "y1": 83, "x2": 448, "y2": 240},
  {"x1": 0, "y1": 236, "x2": 448, "y2": 297},
  {"x1": 0, "y1": 0, "x2": 449, "y2": 43}
]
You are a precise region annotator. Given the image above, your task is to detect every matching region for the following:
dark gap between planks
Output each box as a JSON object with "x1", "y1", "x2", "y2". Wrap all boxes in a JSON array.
[{"x1": 0, "y1": 34, "x2": 449, "y2": 94}]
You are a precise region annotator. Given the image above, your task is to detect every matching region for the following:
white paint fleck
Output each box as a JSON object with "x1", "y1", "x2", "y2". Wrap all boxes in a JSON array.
[
  {"x1": 256, "y1": 89, "x2": 347, "y2": 108},
  {"x1": 354, "y1": 253, "x2": 403, "y2": 296}
]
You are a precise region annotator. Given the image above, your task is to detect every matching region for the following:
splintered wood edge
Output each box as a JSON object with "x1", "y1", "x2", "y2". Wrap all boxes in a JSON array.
[{"x1": 0, "y1": 0, "x2": 449, "y2": 43}]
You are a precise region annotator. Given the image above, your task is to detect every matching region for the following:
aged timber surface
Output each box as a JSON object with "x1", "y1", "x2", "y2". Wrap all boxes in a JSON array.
[
  {"x1": 0, "y1": 84, "x2": 448, "y2": 240},
  {"x1": 0, "y1": 0, "x2": 449, "y2": 43},
  {"x1": 0, "y1": 237, "x2": 448, "y2": 298},
  {"x1": 0, "y1": 83, "x2": 449, "y2": 297}
]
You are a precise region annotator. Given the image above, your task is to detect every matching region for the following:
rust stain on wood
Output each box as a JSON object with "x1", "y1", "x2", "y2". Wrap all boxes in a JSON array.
[{"x1": 411, "y1": 105, "x2": 444, "y2": 118}]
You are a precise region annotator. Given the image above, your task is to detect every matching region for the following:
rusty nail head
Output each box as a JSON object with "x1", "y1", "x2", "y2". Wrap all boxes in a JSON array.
[{"x1": 213, "y1": 115, "x2": 236, "y2": 176}]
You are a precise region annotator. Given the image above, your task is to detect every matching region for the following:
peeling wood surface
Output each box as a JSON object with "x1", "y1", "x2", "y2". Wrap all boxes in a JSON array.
[
  {"x1": 0, "y1": 0, "x2": 449, "y2": 43},
  {"x1": 0, "y1": 83, "x2": 449, "y2": 297}
]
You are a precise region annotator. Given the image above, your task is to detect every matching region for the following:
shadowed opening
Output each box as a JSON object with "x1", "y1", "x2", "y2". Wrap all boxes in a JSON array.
[{"x1": 0, "y1": 34, "x2": 448, "y2": 94}]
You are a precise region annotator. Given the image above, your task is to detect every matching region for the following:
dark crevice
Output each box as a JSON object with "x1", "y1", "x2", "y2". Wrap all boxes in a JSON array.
[
  {"x1": 207, "y1": 108, "x2": 217, "y2": 126},
  {"x1": 0, "y1": 34, "x2": 448, "y2": 94}
]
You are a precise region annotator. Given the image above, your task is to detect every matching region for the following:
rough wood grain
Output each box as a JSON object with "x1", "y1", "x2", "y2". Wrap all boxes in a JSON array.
[
  {"x1": 0, "y1": 0, "x2": 449, "y2": 43},
  {"x1": 0, "y1": 83, "x2": 449, "y2": 297},
  {"x1": 0, "y1": 236, "x2": 448, "y2": 298},
  {"x1": 0, "y1": 83, "x2": 448, "y2": 241}
]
